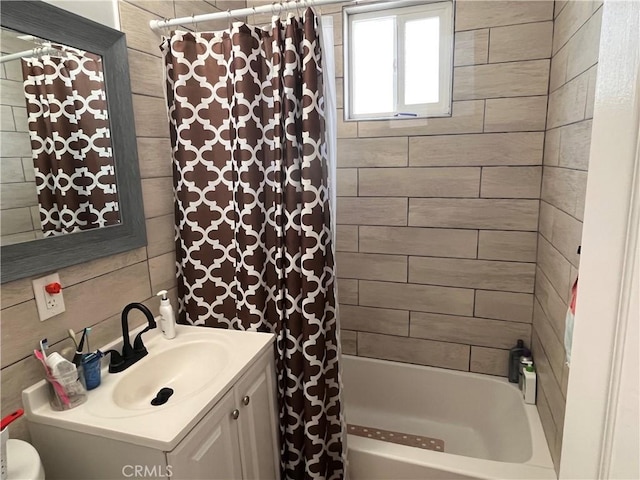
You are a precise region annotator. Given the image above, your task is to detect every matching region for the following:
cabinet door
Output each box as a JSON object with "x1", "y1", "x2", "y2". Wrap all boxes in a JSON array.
[
  {"x1": 168, "y1": 390, "x2": 243, "y2": 480},
  {"x1": 235, "y1": 351, "x2": 280, "y2": 480}
]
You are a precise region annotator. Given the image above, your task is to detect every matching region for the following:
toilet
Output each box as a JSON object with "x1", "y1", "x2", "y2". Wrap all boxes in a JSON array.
[{"x1": 4, "y1": 440, "x2": 45, "y2": 480}]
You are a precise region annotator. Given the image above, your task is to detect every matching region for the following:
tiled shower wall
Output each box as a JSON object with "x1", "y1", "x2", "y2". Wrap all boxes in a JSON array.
[
  {"x1": 532, "y1": 0, "x2": 602, "y2": 470},
  {"x1": 0, "y1": 0, "x2": 246, "y2": 441},
  {"x1": 335, "y1": 1, "x2": 554, "y2": 375}
]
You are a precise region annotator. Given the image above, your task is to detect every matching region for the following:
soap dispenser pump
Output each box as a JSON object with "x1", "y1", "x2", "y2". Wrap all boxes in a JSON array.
[
  {"x1": 508, "y1": 339, "x2": 530, "y2": 383},
  {"x1": 156, "y1": 290, "x2": 176, "y2": 339}
]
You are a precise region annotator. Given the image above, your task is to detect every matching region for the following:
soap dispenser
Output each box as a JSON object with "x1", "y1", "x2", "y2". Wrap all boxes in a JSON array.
[
  {"x1": 508, "y1": 339, "x2": 530, "y2": 383},
  {"x1": 156, "y1": 290, "x2": 176, "y2": 339}
]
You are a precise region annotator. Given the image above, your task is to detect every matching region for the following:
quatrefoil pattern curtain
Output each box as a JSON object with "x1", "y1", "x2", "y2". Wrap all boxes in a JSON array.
[
  {"x1": 162, "y1": 9, "x2": 344, "y2": 480},
  {"x1": 21, "y1": 47, "x2": 119, "y2": 236}
]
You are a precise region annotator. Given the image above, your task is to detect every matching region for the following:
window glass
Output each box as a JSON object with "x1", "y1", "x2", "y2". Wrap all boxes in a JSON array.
[
  {"x1": 404, "y1": 16, "x2": 440, "y2": 105},
  {"x1": 351, "y1": 16, "x2": 395, "y2": 115}
]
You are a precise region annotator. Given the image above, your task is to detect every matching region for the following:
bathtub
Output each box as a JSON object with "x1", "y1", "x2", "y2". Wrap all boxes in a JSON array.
[{"x1": 342, "y1": 355, "x2": 556, "y2": 479}]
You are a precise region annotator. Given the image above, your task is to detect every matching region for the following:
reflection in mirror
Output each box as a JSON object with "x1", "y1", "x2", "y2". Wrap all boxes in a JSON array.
[
  {"x1": 1, "y1": 0, "x2": 145, "y2": 284},
  {"x1": 0, "y1": 27, "x2": 120, "y2": 246}
]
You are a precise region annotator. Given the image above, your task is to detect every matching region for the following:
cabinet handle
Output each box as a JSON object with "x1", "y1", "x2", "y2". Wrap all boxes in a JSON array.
[
  {"x1": 232, "y1": 409, "x2": 240, "y2": 420},
  {"x1": 242, "y1": 395, "x2": 250, "y2": 406}
]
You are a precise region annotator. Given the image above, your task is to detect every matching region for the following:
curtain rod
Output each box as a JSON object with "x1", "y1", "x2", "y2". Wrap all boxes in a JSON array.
[
  {"x1": 0, "y1": 46, "x2": 57, "y2": 64},
  {"x1": 149, "y1": 0, "x2": 353, "y2": 33}
]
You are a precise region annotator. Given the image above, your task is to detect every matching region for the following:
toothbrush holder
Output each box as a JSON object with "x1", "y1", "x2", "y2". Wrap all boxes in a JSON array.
[
  {"x1": 80, "y1": 352, "x2": 102, "y2": 390},
  {"x1": 46, "y1": 372, "x2": 86, "y2": 411}
]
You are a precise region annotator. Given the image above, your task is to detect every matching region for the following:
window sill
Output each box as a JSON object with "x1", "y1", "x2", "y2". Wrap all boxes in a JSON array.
[{"x1": 343, "y1": 112, "x2": 453, "y2": 122}]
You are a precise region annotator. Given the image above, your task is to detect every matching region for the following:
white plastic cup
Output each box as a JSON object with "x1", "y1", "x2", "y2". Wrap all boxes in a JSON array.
[{"x1": 46, "y1": 353, "x2": 75, "y2": 377}]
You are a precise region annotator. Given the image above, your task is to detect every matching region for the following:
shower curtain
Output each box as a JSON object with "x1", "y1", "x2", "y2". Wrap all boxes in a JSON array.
[
  {"x1": 21, "y1": 47, "x2": 119, "y2": 236},
  {"x1": 162, "y1": 9, "x2": 344, "y2": 480}
]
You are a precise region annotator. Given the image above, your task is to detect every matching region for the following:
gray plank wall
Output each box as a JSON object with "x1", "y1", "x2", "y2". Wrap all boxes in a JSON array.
[
  {"x1": 332, "y1": 1, "x2": 554, "y2": 376},
  {"x1": 533, "y1": 0, "x2": 602, "y2": 471},
  {"x1": 0, "y1": 59, "x2": 42, "y2": 245},
  {"x1": 0, "y1": 0, "x2": 249, "y2": 441}
]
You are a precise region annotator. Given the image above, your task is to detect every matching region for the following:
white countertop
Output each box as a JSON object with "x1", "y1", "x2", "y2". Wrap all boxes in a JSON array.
[{"x1": 22, "y1": 324, "x2": 275, "y2": 451}]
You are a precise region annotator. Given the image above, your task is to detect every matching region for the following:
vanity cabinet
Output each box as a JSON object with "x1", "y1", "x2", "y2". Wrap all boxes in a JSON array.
[
  {"x1": 167, "y1": 390, "x2": 242, "y2": 479},
  {"x1": 233, "y1": 351, "x2": 280, "y2": 479},
  {"x1": 169, "y1": 351, "x2": 280, "y2": 480},
  {"x1": 25, "y1": 329, "x2": 280, "y2": 480}
]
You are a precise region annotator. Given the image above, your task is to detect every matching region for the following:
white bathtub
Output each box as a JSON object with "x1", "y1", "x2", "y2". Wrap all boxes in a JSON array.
[{"x1": 343, "y1": 355, "x2": 556, "y2": 480}]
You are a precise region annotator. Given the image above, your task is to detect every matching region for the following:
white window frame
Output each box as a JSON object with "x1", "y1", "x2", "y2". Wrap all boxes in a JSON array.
[{"x1": 343, "y1": 1, "x2": 454, "y2": 121}]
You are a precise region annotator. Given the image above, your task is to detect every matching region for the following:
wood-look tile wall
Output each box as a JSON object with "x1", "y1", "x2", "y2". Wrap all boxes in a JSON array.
[
  {"x1": 0, "y1": 61, "x2": 42, "y2": 245},
  {"x1": 330, "y1": 0, "x2": 553, "y2": 379},
  {"x1": 534, "y1": 0, "x2": 602, "y2": 471},
  {"x1": 0, "y1": 0, "x2": 245, "y2": 441}
]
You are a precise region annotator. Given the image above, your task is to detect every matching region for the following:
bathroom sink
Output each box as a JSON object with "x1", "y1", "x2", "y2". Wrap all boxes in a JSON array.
[
  {"x1": 111, "y1": 340, "x2": 229, "y2": 410},
  {"x1": 22, "y1": 325, "x2": 275, "y2": 450}
]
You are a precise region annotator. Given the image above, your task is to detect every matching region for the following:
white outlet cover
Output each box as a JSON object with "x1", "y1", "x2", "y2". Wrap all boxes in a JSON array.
[{"x1": 32, "y1": 273, "x2": 66, "y2": 321}]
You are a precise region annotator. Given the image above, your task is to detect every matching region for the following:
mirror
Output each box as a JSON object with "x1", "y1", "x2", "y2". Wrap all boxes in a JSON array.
[
  {"x1": 1, "y1": 27, "x2": 121, "y2": 246},
  {"x1": 1, "y1": 0, "x2": 146, "y2": 283}
]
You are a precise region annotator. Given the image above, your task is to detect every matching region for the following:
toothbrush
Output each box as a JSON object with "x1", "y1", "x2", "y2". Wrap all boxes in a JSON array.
[
  {"x1": 67, "y1": 329, "x2": 79, "y2": 350},
  {"x1": 39, "y1": 338, "x2": 49, "y2": 360},
  {"x1": 85, "y1": 327, "x2": 92, "y2": 354},
  {"x1": 77, "y1": 329, "x2": 87, "y2": 353},
  {"x1": 73, "y1": 330, "x2": 87, "y2": 366}
]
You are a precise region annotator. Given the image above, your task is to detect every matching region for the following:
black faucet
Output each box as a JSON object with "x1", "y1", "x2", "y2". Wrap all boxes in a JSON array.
[{"x1": 106, "y1": 303, "x2": 157, "y2": 373}]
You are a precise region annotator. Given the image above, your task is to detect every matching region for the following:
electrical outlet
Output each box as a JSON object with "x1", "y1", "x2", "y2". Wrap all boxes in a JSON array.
[
  {"x1": 33, "y1": 273, "x2": 66, "y2": 321},
  {"x1": 46, "y1": 295, "x2": 59, "y2": 310}
]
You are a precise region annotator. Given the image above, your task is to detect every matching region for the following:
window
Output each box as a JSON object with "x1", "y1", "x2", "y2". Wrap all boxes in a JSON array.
[{"x1": 344, "y1": 1, "x2": 454, "y2": 120}]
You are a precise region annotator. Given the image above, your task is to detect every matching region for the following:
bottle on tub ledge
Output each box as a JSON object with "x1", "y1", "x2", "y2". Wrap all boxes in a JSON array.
[
  {"x1": 518, "y1": 355, "x2": 533, "y2": 390},
  {"x1": 522, "y1": 365, "x2": 537, "y2": 404},
  {"x1": 507, "y1": 339, "x2": 531, "y2": 383},
  {"x1": 156, "y1": 290, "x2": 177, "y2": 339}
]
